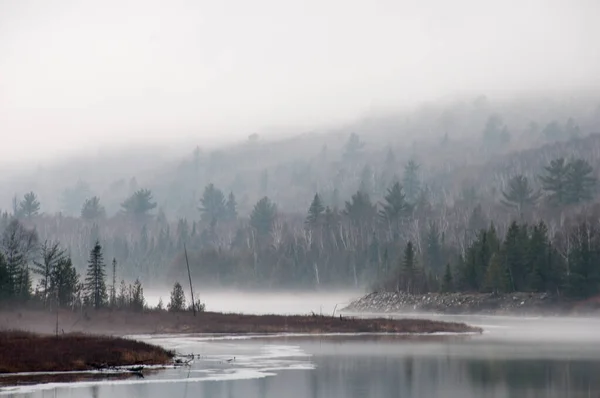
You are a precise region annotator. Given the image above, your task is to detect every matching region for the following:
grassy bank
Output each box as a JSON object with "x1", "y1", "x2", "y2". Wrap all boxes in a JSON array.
[
  {"x1": 0, "y1": 308, "x2": 481, "y2": 336},
  {"x1": 0, "y1": 330, "x2": 174, "y2": 374}
]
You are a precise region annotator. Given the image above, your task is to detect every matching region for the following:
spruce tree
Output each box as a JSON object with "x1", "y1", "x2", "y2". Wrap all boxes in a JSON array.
[
  {"x1": 84, "y1": 240, "x2": 107, "y2": 309},
  {"x1": 305, "y1": 193, "x2": 325, "y2": 229},
  {"x1": 168, "y1": 282, "x2": 186, "y2": 311},
  {"x1": 52, "y1": 257, "x2": 79, "y2": 308},
  {"x1": 131, "y1": 279, "x2": 145, "y2": 311},
  {"x1": 344, "y1": 191, "x2": 376, "y2": 228},
  {"x1": 379, "y1": 182, "x2": 409, "y2": 234},
  {"x1": 485, "y1": 253, "x2": 509, "y2": 293}
]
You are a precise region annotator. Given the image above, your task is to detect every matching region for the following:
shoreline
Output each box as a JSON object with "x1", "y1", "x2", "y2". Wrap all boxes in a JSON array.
[
  {"x1": 342, "y1": 291, "x2": 600, "y2": 316},
  {"x1": 0, "y1": 330, "x2": 174, "y2": 386},
  {"x1": 0, "y1": 308, "x2": 481, "y2": 336}
]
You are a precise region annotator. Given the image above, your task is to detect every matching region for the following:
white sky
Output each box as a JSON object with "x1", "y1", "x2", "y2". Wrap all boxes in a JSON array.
[{"x1": 0, "y1": 0, "x2": 599, "y2": 164}]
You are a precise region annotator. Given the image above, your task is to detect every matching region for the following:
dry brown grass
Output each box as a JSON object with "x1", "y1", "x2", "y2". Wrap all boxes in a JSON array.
[
  {"x1": 0, "y1": 330, "x2": 173, "y2": 374},
  {"x1": 0, "y1": 308, "x2": 482, "y2": 337}
]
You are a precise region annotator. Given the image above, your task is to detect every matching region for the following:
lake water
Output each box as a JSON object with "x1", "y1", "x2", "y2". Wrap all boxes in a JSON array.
[{"x1": 3, "y1": 294, "x2": 600, "y2": 398}]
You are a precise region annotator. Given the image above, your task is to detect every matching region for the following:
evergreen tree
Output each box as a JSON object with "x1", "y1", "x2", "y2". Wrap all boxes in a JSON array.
[
  {"x1": 250, "y1": 197, "x2": 277, "y2": 236},
  {"x1": 485, "y1": 253, "x2": 509, "y2": 293},
  {"x1": 501, "y1": 222, "x2": 528, "y2": 292},
  {"x1": 81, "y1": 196, "x2": 106, "y2": 220},
  {"x1": 52, "y1": 257, "x2": 79, "y2": 308},
  {"x1": 566, "y1": 159, "x2": 596, "y2": 204},
  {"x1": 0, "y1": 253, "x2": 8, "y2": 301},
  {"x1": 32, "y1": 241, "x2": 66, "y2": 305},
  {"x1": 225, "y1": 192, "x2": 238, "y2": 221},
  {"x1": 131, "y1": 278, "x2": 145, "y2": 311},
  {"x1": 84, "y1": 240, "x2": 107, "y2": 309},
  {"x1": 526, "y1": 222, "x2": 557, "y2": 292},
  {"x1": 110, "y1": 258, "x2": 117, "y2": 307},
  {"x1": 441, "y1": 263, "x2": 453, "y2": 293},
  {"x1": 379, "y1": 182, "x2": 410, "y2": 235},
  {"x1": 199, "y1": 183, "x2": 227, "y2": 222},
  {"x1": 168, "y1": 282, "x2": 186, "y2": 311},
  {"x1": 0, "y1": 219, "x2": 38, "y2": 300},
  {"x1": 344, "y1": 191, "x2": 376, "y2": 228},
  {"x1": 501, "y1": 175, "x2": 541, "y2": 215},
  {"x1": 424, "y1": 223, "x2": 444, "y2": 272},
  {"x1": 343, "y1": 133, "x2": 364, "y2": 161},
  {"x1": 117, "y1": 279, "x2": 128, "y2": 308},
  {"x1": 403, "y1": 160, "x2": 421, "y2": 203},
  {"x1": 18, "y1": 192, "x2": 41, "y2": 218},
  {"x1": 539, "y1": 158, "x2": 570, "y2": 206},
  {"x1": 566, "y1": 222, "x2": 600, "y2": 298},
  {"x1": 305, "y1": 193, "x2": 325, "y2": 229},
  {"x1": 401, "y1": 241, "x2": 416, "y2": 293},
  {"x1": 121, "y1": 189, "x2": 157, "y2": 218}
]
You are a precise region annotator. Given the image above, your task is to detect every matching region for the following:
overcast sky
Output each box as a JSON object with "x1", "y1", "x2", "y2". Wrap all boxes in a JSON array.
[{"x1": 1, "y1": 0, "x2": 599, "y2": 164}]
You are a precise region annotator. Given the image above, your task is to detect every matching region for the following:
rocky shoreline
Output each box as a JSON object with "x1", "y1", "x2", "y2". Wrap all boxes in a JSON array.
[{"x1": 342, "y1": 291, "x2": 600, "y2": 316}]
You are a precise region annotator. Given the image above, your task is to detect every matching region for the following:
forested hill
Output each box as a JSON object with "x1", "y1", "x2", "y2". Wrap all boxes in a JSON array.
[{"x1": 2, "y1": 95, "x2": 600, "y2": 305}]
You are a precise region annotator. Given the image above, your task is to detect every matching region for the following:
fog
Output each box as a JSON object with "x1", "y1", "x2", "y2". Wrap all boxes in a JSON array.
[
  {"x1": 1, "y1": 0, "x2": 600, "y2": 165},
  {"x1": 144, "y1": 289, "x2": 359, "y2": 316}
]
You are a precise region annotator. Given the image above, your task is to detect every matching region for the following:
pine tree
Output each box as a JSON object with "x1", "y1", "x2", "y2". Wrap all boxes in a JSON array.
[
  {"x1": 84, "y1": 240, "x2": 107, "y2": 309},
  {"x1": 501, "y1": 175, "x2": 541, "y2": 215},
  {"x1": 168, "y1": 282, "x2": 186, "y2": 311},
  {"x1": 566, "y1": 159, "x2": 596, "y2": 204},
  {"x1": 121, "y1": 189, "x2": 157, "y2": 218},
  {"x1": 250, "y1": 197, "x2": 277, "y2": 236},
  {"x1": 424, "y1": 223, "x2": 444, "y2": 272},
  {"x1": 305, "y1": 193, "x2": 325, "y2": 229},
  {"x1": 403, "y1": 160, "x2": 421, "y2": 204},
  {"x1": 18, "y1": 192, "x2": 41, "y2": 218},
  {"x1": 539, "y1": 158, "x2": 570, "y2": 206},
  {"x1": 81, "y1": 196, "x2": 106, "y2": 220},
  {"x1": 32, "y1": 241, "x2": 66, "y2": 306},
  {"x1": 199, "y1": 183, "x2": 227, "y2": 222}
]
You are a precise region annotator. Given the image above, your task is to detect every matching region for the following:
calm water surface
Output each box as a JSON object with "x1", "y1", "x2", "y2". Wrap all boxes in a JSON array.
[{"x1": 3, "y1": 314, "x2": 600, "y2": 398}]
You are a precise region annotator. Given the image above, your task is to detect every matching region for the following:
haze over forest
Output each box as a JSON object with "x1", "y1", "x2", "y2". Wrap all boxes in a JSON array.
[{"x1": 2, "y1": 1, "x2": 600, "y2": 310}]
